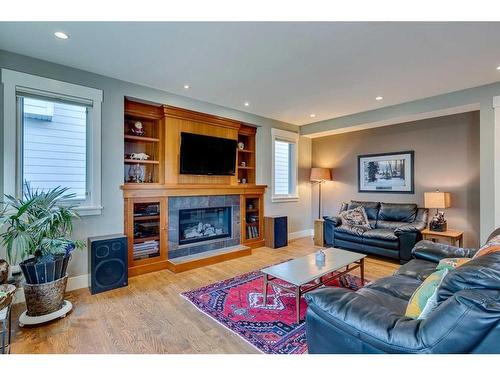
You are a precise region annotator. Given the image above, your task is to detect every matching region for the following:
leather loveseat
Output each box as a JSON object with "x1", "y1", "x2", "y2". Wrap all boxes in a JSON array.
[
  {"x1": 324, "y1": 201, "x2": 428, "y2": 263},
  {"x1": 305, "y1": 229, "x2": 500, "y2": 354}
]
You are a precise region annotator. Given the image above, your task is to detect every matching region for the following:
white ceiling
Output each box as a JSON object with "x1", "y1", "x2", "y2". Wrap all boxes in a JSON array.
[{"x1": 1, "y1": 22, "x2": 499, "y2": 125}]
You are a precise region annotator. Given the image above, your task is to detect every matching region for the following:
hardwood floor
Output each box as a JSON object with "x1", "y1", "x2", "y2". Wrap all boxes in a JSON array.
[{"x1": 10, "y1": 237, "x2": 399, "y2": 354}]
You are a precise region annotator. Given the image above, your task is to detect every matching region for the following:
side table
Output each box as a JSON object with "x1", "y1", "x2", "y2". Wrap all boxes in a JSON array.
[{"x1": 421, "y1": 228, "x2": 464, "y2": 247}]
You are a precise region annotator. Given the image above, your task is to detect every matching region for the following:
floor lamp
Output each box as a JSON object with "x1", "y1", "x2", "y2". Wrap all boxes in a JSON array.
[{"x1": 310, "y1": 168, "x2": 332, "y2": 246}]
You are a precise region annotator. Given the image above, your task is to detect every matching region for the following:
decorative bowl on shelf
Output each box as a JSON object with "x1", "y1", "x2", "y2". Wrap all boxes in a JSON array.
[{"x1": 0, "y1": 284, "x2": 16, "y2": 311}]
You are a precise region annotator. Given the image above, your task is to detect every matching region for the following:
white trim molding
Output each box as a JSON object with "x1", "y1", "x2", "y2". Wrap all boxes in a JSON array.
[
  {"x1": 494, "y1": 96, "x2": 500, "y2": 228},
  {"x1": 271, "y1": 128, "x2": 299, "y2": 202},
  {"x1": 1, "y1": 69, "x2": 103, "y2": 216},
  {"x1": 288, "y1": 228, "x2": 313, "y2": 241}
]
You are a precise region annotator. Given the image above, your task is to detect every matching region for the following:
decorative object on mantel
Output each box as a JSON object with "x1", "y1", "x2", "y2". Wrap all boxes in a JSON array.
[
  {"x1": 310, "y1": 167, "x2": 333, "y2": 219},
  {"x1": 128, "y1": 164, "x2": 146, "y2": 183},
  {"x1": 358, "y1": 151, "x2": 414, "y2": 193},
  {"x1": 0, "y1": 260, "x2": 8, "y2": 284},
  {"x1": 0, "y1": 183, "x2": 85, "y2": 327},
  {"x1": 129, "y1": 152, "x2": 150, "y2": 160},
  {"x1": 424, "y1": 190, "x2": 451, "y2": 232},
  {"x1": 130, "y1": 121, "x2": 145, "y2": 136},
  {"x1": 238, "y1": 141, "x2": 245, "y2": 150}
]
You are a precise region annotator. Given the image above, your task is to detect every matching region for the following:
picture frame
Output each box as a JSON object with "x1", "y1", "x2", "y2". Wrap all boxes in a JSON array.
[{"x1": 358, "y1": 151, "x2": 414, "y2": 194}]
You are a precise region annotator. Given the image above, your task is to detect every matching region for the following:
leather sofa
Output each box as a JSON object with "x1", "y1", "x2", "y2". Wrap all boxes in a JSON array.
[
  {"x1": 305, "y1": 228, "x2": 500, "y2": 354},
  {"x1": 324, "y1": 201, "x2": 428, "y2": 263}
]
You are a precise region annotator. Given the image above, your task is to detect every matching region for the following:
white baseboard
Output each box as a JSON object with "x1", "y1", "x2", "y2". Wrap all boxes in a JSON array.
[{"x1": 288, "y1": 228, "x2": 313, "y2": 241}]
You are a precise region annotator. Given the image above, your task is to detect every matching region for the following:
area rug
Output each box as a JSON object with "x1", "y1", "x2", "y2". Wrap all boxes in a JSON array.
[{"x1": 181, "y1": 264, "x2": 365, "y2": 354}]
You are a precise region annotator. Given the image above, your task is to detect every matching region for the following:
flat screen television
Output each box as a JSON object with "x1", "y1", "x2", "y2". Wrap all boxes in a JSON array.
[{"x1": 180, "y1": 132, "x2": 237, "y2": 176}]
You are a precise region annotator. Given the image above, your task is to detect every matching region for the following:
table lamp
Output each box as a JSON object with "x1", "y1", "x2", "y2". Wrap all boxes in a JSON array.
[
  {"x1": 424, "y1": 190, "x2": 451, "y2": 232},
  {"x1": 310, "y1": 167, "x2": 333, "y2": 219}
]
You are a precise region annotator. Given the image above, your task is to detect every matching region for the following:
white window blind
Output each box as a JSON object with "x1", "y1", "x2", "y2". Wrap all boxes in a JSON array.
[
  {"x1": 21, "y1": 96, "x2": 88, "y2": 201},
  {"x1": 274, "y1": 140, "x2": 291, "y2": 195},
  {"x1": 271, "y1": 128, "x2": 299, "y2": 202}
]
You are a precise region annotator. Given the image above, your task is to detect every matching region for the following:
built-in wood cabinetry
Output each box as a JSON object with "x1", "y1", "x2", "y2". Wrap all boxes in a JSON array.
[{"x1": 122, "y1": 99, "x2": 266, "y2": 276}]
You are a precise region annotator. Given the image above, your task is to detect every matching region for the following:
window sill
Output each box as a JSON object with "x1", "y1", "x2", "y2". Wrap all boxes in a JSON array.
[
  {"x1": 75, "y1": 205, "x2": 103, "y2": 216},
  {"x1": 271, "y1": 195, "x2": 299, "y2": 203}
]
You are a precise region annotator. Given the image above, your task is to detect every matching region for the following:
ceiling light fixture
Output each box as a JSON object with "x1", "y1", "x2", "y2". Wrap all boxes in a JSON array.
[
  {"x1": 375, "y1": 96, "x2": 383, "y2": 101},
  {"x1": 183, "y1": 84, "x2": 190, "y2": 89},
  {"x1": 54, "y1": 31, "x2": 69, "y2": 40},
  {"x1": 310, "y1": 113, "x2": 316, "y2": 118},
  {"x1": 244, "y1": 102, "x2": 250, "y2": 107},
  {"x1": 497, "y1": 65, "x2": 500, "y2": 70}
]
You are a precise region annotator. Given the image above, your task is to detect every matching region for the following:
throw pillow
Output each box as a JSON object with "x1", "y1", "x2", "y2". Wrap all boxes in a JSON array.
[
  {"x1": 405, "y1": 268, "x2": 449, "y2": 319},
  {"x1": 339, "y1": 206, "x2": 371, "y2": 228},
  {"x1": 472, "y1": 234, "x2": 500, "y2": 259},
  {"x1": 436, "y1": 257, "x2": 471, "y2": 272}
]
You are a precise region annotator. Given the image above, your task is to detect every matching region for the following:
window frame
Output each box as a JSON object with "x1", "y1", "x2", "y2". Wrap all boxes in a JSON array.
[
  {"x1": 271, "y1": 128, "x2": 299, "y2": 202},
  {"x1": 2, "y1": 69, "x2": 103, "y2": 216}
]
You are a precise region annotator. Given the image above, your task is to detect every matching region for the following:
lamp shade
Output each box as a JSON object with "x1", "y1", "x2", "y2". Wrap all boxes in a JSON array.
[
  {"x1": 424, "y1": 191, "x2": 451, "y2": 209},
  {"x1": 310, "y1": 168, "x2": 332, "y2": 182}
]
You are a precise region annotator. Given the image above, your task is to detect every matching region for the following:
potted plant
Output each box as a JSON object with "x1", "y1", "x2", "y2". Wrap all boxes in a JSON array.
[{"x1": 0, "y1": 183, "x2": 84, "y2": 319}]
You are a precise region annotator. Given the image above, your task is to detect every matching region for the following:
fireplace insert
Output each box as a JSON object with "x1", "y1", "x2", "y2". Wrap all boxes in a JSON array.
[{"x1": 179, "y1": 206, "x2": 232, "y2": 245}]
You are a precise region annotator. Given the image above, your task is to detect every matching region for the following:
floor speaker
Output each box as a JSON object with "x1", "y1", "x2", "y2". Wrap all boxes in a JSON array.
[
  {"x1": 264, "y1": 215, "x2": 288, "y2": 249},
  {"x1": 88, "y1": 234, "x2": 128, "y2": 295}
]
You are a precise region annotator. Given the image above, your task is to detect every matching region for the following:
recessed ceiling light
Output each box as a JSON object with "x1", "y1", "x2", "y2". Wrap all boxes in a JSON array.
[
  {"x1": 54, "y1": 31, "x2": 69, "y2": 40},
  {"x1": 310, "y1": 113, "x2": 316, "y2": 118},
  {"x1": 375, "y1": 96, "x2": 383, "y2": 101},
  {"x1": 497, "y1": 65, "x2": 500, "y2": 70},
  {"x1": 244, "y1": 102, "x2": 250, "y2": 107},
  {"x1": 183, "y1": 84, "x2": 190, "y2": 89}
]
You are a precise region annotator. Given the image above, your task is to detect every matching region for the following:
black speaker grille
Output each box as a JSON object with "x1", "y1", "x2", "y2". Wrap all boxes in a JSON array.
[{"x1": 95, "y1": 259, "x2": 125, "y2": 288}]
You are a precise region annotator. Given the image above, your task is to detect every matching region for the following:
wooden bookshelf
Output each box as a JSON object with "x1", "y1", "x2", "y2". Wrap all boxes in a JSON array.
[{"x1": 237, "y1": 125, "x2": 257, "y2": 185}]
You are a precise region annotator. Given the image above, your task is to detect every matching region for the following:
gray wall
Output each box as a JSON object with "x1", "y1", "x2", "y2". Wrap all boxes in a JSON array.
[
  {"x1": 0, "y1": 50, "x2": 313, "y2": 278},
  {"x1": 302, "y1": 81, "x2": 500, "y2": 243},
  {"x1": 311, "y1": 112, "x2": 480, "y2": 248}
]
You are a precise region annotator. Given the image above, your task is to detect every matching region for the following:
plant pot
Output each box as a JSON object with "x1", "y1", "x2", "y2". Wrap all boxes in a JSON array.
[
  {"x1": 19, "y1": 254, "x2": 71, "y2": 284},
  {"x1": 0, "y1": 259, "x2": 8, "y2": 284},
  {"x1": 23, "y1": 275, "x2": 68, "y2": 317}
]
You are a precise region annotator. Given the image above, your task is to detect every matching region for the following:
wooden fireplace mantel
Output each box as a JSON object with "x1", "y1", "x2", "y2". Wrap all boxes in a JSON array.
[{"x1": 121, "y1": 183, "x2": 267, "y2": 198}]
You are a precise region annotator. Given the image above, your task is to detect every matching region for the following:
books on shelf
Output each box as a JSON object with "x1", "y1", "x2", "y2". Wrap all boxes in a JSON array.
[
  {"x1": 246, "y1": 224, "x2": 259, "y2": 239},
  {"x1": 133, "y1": 240, "x2": 159, "y2": 259}
]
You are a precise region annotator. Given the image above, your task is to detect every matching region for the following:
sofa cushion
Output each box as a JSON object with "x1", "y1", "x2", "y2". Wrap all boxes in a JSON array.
[
  {"x1": 335, "y1": 224, "x2": 369, "y2": 237},
  {"x1": 333, "y1": 229, "x2": 365, "y2": 244},
  {"x1": 356, "y1": 288, "x2": 408, "y2": 315},
  {"x1": 436, "y1": 258, "x2": 471, "y2": 271},
  {"x1": 362, "y1": 228, "x2": 398, "y2": 241},
  {"x1": 376, "y1": 221, "x2": 407, "y2": 230},
  {"x1": 473, "y1": 234, "x2": 500, "y2": 259},
  {"x1": 348, "y1": 201, "x2": 380, "y2": 221},
  {"x1": 365, "y1": 275, "x2": 422, "y2": 301},
  {"x1": 437, "y1": 252, "x2": 500, "y2": 303},
  {"x1": 395, "y1": 259, "x2": 437, "y2": 282},
  {"x1": 378, "y1": 203, "x2": 417, "y2": 223}
]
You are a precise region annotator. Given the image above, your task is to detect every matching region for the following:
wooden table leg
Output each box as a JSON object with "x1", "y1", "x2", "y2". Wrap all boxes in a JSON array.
[
  {"x1": 296, "y1": 287, "x2": 301, "y2": 324},
  {"x1": 360, "y1": 258, "x2": 365, "y2": 286},
  {"x1": 263, "y1": 274, "x2": 268, "y2": 306},
  {"x1": 458, "y1": 236, "x2": 463, "y2": 247}
]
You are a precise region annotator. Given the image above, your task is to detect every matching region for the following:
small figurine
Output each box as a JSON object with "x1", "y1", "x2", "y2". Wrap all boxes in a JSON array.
[
  {"x1": 240, "y1": 161, "x2": 246, "y2": 167},
  {"x1": 131, "y1": 121, "x2": 145, "y2": 136},
  {"x1": 241, "y1": 178, "x2": 247, "y2": 184},
  {"x1": 238, "y1": 142, "x2": 245, "y2": 150},
  {"x1": 130, "y1": 152, "x2": 150, "y2": 160}
]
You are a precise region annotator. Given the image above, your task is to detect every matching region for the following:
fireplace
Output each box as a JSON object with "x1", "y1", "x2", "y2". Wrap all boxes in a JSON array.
[
  {"x1": 179, "y1": 206, "x2": 232, "y2": 245},
  {"x1": 168, "y1": 195, "x2": 240, "y2": 259}
]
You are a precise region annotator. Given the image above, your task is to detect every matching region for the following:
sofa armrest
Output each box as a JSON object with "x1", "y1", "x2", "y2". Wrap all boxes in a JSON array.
[
  {"x1": 323, "y1": 215, "x2": 341, "y2": 227},
  {"x1": 412, "y1": 240, "x2": 477, "y2": 263},
  {"x1": 394, "y1": 221, "x2": 427, "y2": 235}
]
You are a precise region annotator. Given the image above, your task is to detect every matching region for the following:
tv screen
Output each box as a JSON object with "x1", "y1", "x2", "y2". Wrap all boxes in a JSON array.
[{"x1": 180, "y1": 132, "x2": 237, "y2": 176}]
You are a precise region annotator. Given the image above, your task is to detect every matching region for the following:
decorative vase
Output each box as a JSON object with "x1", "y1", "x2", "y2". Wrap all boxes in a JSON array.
[
  {"x1": 0, "y1": 259, "x2": 8, "y2": 284},
  {"x1": 23, "y1": 275, "x2": 68, "y2": 317}
]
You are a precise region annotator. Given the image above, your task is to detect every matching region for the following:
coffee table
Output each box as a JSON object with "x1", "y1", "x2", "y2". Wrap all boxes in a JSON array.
[{"x1": 261, "y1": 248, "x2": 366, "y2": 324}]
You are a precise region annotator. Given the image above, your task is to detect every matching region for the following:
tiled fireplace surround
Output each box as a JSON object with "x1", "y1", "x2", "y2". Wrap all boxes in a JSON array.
[{"x1": 168, "y1": 195, "x2": 241, "y2": 259}]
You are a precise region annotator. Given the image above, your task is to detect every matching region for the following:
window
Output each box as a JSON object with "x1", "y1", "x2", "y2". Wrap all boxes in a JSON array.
[
  {"x1": 20, "y1": 97, "x2": 88, "y2": 201},
  {"x1": 271, "y1": 128, "x2": 299, "y2": 202},
  {"x1": 2, "y1": 69, "x2": 103, "y2": 215}
]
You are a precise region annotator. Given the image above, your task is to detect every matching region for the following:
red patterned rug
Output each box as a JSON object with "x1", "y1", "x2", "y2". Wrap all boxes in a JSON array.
[{"x1": 181, "y1": 263, "x2": 365, "y2": 354}]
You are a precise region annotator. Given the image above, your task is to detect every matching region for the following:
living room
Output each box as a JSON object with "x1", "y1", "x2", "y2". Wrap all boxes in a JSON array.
[{"x1": 1, "y1": 2, "x2": 500, "y2": 372}]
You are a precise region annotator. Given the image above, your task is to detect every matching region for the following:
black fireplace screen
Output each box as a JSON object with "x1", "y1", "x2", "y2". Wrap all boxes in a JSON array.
[{"x1": 179, "y1": 206, "x2": 232, "y2": 245}]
